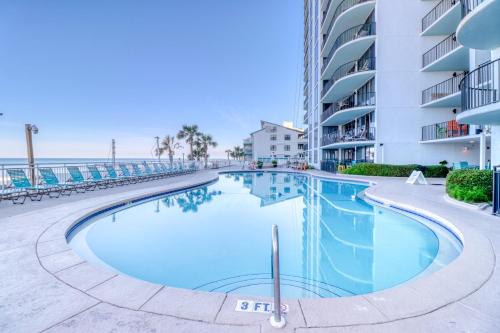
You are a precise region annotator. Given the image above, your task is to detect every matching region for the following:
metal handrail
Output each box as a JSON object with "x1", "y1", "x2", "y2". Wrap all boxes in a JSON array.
[
  {"x1": 323, "y1": 22, "x2": 376, "y2": 64},
  {"x1": 422, "y1": 32, "x2": 459, "y2": 68},
  {"x1": 460, "y1": 0, "x2": 485, "y2": 18},
  {"x1": 322, "y1": 57, "x2": 376, "y2": 97},
  {"x1": 321, "y1": 91, "x2": 376, "y2": 122},
  {"x1": 422, "y1": 72, "x2": 466, "y2": 104},
  {"x1": 460, "y1": 58, "x2": 500, "y2": 112},
  {"x1": 422, "y1": 0, "x2": 458, "y2": 32},
  {"x1": 270, "y1": 224, "x2": 285, "y2": 328}
]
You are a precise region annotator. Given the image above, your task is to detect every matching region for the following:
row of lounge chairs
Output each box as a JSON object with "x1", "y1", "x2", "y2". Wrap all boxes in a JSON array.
[{"x1": 0, "y1": 161, "x2": 197, "y2": 205}]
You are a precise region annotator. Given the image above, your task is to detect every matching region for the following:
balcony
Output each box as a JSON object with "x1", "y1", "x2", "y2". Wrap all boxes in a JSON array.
[
  {"x1": 421, "y1": 72, "x2": 465, "y2": 107},
  {"x1": 457, "y1": 58, "x2": 500, "y2": 125},
  {"x1": 457, "y1": 0, "x2": 500, "y2": 49},
  {"x1": 322, "y1": 126, "x2": 376, "y2": 147},
  {"x1": 322, "y1": 57, "x2": 376, "y2": 103},
  {"x1": 322, "y1": 91, "x2": 376, "y2": 125},
  {"x1": 322, "y1": 22, "x2": 376, "y2": 77},
  {"x1": 322, "y1": 0, "x2": 376, "y2": 56},
  {"x1": 421, "y1": 0, "x2": 461, "y2": 36},
  {"x1": 422, "y1": 33, "x2": 469, "y2": 71},
  {"x1": 421, "y1": 120, "x2": 470, "y2": 141},
  {"x1": 303, "y1": 112, "x2": 309, "y2": 124}
]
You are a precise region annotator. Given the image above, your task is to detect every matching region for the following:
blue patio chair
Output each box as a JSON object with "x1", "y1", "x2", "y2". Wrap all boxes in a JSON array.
[
  {"x1": 87, "y1": 165, "x2": 114, "y2": 188},
  {"x1": 142, "y1": 161, "x2": 160, "y2": 180},
  {"x1": 66, "y1": 166, "x2": 97, "y2": 191},
  {"x1": 6, "y1": 168, "x2": 61, "y2": 203},
  {"x1": 131, "y1": 163, "x2": 150, "y2": 181},
  {"x1": 38, "y1": 167, "x2": 73, "y2": 196},
  {"x1": 104, "y1": 164, "x2": 130, "y2": 185},
  {"x1": 159, "y1": 163, "x2": 174, "y2": 176},
  {"x1": 118, "y1": 163, "x2": 139, "y2": 183},
  {"x1": 152, "y1": 163, "x2": 167, "y2": 177}
]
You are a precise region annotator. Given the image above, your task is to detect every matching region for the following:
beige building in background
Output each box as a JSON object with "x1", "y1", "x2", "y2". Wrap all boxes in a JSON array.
[{"x1": 244, "y1": 121, "x2": 307, "y2": 162}]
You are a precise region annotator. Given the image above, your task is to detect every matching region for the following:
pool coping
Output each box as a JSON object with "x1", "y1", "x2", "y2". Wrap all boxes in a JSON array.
[{"x1": 28, "y1": 169, "x2": 496, "y2": 330}]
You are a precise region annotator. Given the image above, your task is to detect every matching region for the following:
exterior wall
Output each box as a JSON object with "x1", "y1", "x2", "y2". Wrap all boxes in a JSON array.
[{"x1": 249, "y1": 123, "x2": 306, "y2": 162}]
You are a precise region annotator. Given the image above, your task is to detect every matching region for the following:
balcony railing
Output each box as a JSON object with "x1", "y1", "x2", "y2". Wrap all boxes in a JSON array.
[
  {"x1": 322, "y1": 0, "x2": 333, "y2": 25},
  {"x1": 323, "y1": 20, "x2": 376, "y2": 55},
  {"x1": 460, "y1": 58, "x2": 500, "y2": 112},
  {"x1": 323, "y1": 0, "x2": 375, "y2": 41},
  {"x1": 421, "y1": 120, "x2": 469, "y2": 141},
  {"x1": 422, "y1": 72, "x2": 465, "y2": 104},
  {"x1": 422, "y1": 0, "x2": 458, "y2": 32},
  {"x1": 321, "y1": 91, "x2": 376, "y2": 122},
  {"x1": 322, "y1": 57, "x2": 375, "y2": 97},
  {"x1": 322, "y1": 126, "x2": 376, "y2": 146},
  {"x1": 460, "y1": 0, "x2": 485, "y2": 17},
  {"x1": 422, "y1": 32, "x2": 459, "y2": 68}
]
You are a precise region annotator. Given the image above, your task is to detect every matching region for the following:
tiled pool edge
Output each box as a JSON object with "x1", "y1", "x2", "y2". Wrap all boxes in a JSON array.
[{"x1": 25, "y1": 170, "x2": 496, "y2": 330}]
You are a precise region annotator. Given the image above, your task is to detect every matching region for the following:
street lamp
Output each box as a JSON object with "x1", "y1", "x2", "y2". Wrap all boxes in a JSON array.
[{"x1": 25, "y1": 124, "x2": 39, "y2": 184}]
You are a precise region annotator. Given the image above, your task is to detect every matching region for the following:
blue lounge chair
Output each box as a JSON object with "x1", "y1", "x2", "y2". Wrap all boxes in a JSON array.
[
  {"x1": 87, "y1": 165, "x2": 114, "y2": 188},
  {"x1": 38, "y1": 167, "x2": 73, "y2": 196},
  {"x1": 118, "y1": 163, "x2": 139, "y2": 183},
  {"x1": 131, "y1": 163, "x2": 151, "y2": 181},
  {"x1": 152, "y1": 163, "x2": 168, "y2": 177},
  {"x1": 142, "y1": 161, "x2": 160, "y2": 180},
  {"x1": 104, "y1": 164, "x2": 130, "y2": 185},
  {"x1": 6, "y1": 168, "x2": 61, "y2": 203},
  {"x1": 66, "y1": 166, "x2": 97, "y2": 191}
]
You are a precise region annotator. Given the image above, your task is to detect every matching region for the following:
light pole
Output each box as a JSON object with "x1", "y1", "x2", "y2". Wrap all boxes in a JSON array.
[
  {"x1": 154, "y1": 136, "x2": 160, "y2": 162},
  {"x1": 25, "y1": 124, "x2": 39, "y2": 184},
  {"x1": 111, "y1": 139, "x2": 116, "y2": 167}
]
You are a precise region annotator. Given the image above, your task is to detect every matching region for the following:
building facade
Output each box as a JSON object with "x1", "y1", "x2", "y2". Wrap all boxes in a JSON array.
[
  {"x1": 245, "y1": 121, "x2": 307, "y2": 163},
  {"x1": 303, "y1": 0, "x2": 497, "y2": 171}
]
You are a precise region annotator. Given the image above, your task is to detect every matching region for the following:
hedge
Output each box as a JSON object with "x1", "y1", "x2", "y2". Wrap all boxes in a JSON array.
[
  {"x1": 446, "y1": 169, "x2": 493, "y2": 203},
  {"x1": 341, "y1": 163, "x2": 449, "y2": 178}
]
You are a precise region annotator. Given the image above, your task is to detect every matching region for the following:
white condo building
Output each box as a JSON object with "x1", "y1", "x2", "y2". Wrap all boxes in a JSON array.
[
  {"x1": 244, "y1": 121, "x2": 307, "y2": 162},
  {"x1": 303, "y1": 0, "x2": 499, "y2": 172}
]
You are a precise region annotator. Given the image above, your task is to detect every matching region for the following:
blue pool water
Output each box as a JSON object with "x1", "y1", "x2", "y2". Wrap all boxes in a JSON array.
[{"x1": 68, "y1": 172, "x2": 462, "y2": 298}]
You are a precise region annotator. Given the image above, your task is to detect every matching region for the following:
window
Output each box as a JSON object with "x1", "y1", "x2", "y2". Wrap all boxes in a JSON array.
[
  {"x1": 284, "y1": 145, "x2": 290, "y2": 151},
  {"x1": 284, "y1": 134, "x2": 291, "y2": 141},
  {"x1": 270, "y1": 145, "x2": 276, "y2": 151},
  {"x1": 270, "y1": 135, "x2": 277, "y2": 141},
  {"x1": 298, "y1": 144, "x2": 304, "y2": 150},
  {"x1": 298, "y1": 133, "x2": 304, "y2": 139}
]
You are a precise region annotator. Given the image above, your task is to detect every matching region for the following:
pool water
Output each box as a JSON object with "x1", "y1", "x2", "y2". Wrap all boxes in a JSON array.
[{"x1": 68, "y1": 172, "x2": 462, "y2": 298}]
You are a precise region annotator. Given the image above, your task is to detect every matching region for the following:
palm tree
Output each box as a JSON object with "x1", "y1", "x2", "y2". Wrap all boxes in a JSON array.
[
  {"x1": 232, "y1": 146, "x2": 244, "y2": 161},
  {"x1": 177, "y1": 125, "x2": 200, "y2": 160},
  {"x1": 159, "y1": 135, "x2": 182, "y2": 166},
  {"x1": 225, "y1": 149, "x2": 232, "y2": 161},
  {"x1": 198, "y1": 134, "x2": 218, "y2": 168}
]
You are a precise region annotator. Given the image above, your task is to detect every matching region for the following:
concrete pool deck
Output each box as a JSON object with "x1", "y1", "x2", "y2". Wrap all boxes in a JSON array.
[{"x1": 0, "y1": 168, "x2": 499, "y2": 332}]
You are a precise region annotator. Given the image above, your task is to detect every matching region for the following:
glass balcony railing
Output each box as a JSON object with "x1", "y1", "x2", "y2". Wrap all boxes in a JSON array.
[
  {"x1": 322, "y1": 127, "x2": 376, "y2": 146},
  {"x1": 422, "y1": 32, "x2": 460, "y2": 68},
  {"x1": 421, "y1": 120, "x2": 469, "y2": 141},
  {"x1": 422, "y1": 72, "x2": 465, "y2": 104},
  {"x1": 322, "y1": 57, "x2": 375, "y2": 98},
  {"x1": 321, "y1": 91, "x2": 375, "y2": 122},
  {"x1": 422, "y1": 0, "x2": 458, "y2": 32},
  {"x1": 460, "y1": 58, "x2": 500, "y2": 112}
]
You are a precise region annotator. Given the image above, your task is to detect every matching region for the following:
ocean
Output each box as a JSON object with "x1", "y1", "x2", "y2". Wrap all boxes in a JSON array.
[{"x1": 0, "y1": 158, "x2": 172, "y2": 166}]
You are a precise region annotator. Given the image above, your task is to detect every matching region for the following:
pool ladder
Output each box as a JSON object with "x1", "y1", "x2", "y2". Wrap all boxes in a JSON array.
[{"x1": 270, "y1": 224, "x2": 286, "y2": 328}]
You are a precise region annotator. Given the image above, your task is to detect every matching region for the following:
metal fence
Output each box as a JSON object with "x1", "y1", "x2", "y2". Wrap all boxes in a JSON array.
[
  {"x1": 421, "y1": 120, "x2": 469, "y2": 141},
  {"x1": 460, "y1": 0, "x2": 485, "y2": 17},
  {"x1": 460, "y1": 58, "x2": 500, "y2": 112},
  {"x1": 422, "y1": 72, "x2": 465, "y2": 104},
  {"x1": 0, "y1": 159, "x2": 232, "y2": 190},
  {"x1": 422, "y1": 0, "x2": 458, "y2": 32},
  {"x1": 422, "y1": 32, "x2": 459, "y2": 68}
]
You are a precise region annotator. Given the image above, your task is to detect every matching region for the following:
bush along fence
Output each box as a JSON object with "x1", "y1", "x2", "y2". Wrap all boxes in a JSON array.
[
  {"x1": 446, "y1": 169, "x2": 493, "y2": 203},
  {"x1": 341, "y1": 163, "x2": 449, "y2": 178}
]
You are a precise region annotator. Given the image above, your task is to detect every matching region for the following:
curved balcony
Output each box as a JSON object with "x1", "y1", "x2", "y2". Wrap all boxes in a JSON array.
[
  {"x1": 322, "y1": 57, "x2": 376, "y2": 103},
  {"x1": 457, "y1": 58, "x2": 500, "y2": 125},
  {"x1": 457, "y1": 0, "x2": 500, "y2": 50},
  {"x1": 421, "y1": 33, "x2": 469, "y2": 71},
  {"x1": 321, "y1": 127, "x2": 376, "y2": 148},
  {"x1": 322, "y1": 92, "x2": 376, "y2": 126},
  {"x1": 322, "y1": 0, "x2": 376, "y2": 56},
  {"x1": 421, "y1": 0, "x2": 461, "y2": 36},
  {"x1": 322, "y1": 22, "x2": 376, "y2": 78},
  {"x1": 421, "y1": 72, "x2": 465, "y2": 107}
]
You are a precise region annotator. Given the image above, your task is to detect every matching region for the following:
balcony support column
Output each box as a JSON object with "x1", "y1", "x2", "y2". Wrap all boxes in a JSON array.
[{"x1": 480, "y1": 131, "x2": 486, "y2": 170}]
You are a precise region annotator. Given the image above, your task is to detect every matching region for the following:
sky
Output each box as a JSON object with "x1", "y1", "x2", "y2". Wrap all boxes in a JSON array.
[{"x1": 0, "y1": 0, "x2": 304, "y2": 159}]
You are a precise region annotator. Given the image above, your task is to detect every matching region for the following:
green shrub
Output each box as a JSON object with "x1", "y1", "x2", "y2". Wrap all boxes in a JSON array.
[
  {"x1": 256, "y1": 161, "x2": 263, "y2": 169},
  {"x1": 446, "y1": 169, "x2": 492, "y2": 203},
  {"x1": 341, "y1": 163, "x2": 449, "y2": 178},
  {"x1": 271, "y1": 160, "x2": 278, "y2": 168}
]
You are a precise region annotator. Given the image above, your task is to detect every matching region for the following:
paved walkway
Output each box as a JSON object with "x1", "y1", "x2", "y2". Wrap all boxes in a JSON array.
[{"x1": 0, "y1": 169, "x2": 499, "y2": 332}]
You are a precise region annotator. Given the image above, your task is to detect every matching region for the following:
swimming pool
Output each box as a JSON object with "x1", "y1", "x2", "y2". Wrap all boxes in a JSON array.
[{"x1": 68, "y1": 172, "x2": 462, "y2": 299}]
